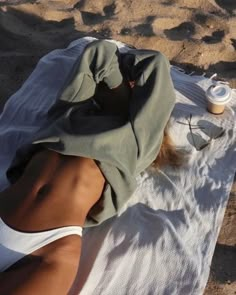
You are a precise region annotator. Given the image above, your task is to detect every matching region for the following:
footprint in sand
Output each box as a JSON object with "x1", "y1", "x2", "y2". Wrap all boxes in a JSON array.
[
  {"x1": 0, "y1": 0, "x2": 37, "y2": 6},
  {"x1": 215, "y1": 0, "x2": 236, "y2": 13},
  {"x1": 120, "y1": 15, "x2": 156, "y2": 37},
  {"x1": 230, "y1": 38, "x2": 236, "y2": 50},
  {"x1": 202, "y1": 30, "x2": 225, "y2": 44},
  {"x1": 164, "y1": 22, "x2": 195, "y2": 41},
  {"x1": 79, "y1": 2, "x2": 116, "y2": 25}
]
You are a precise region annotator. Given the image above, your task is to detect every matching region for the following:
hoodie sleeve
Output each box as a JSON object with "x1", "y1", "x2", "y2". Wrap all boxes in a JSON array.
[
  {"x1": 123, "y1": 50, "x2": 176, "y2": 174},
  {"x1": 58, "y1": 40, "x2": 123, "y2": 104}
]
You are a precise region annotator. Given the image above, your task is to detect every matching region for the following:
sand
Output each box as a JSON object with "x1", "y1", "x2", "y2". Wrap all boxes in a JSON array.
[{"x1": 0, "y1": 0, "x2": 235, "y2": 293}]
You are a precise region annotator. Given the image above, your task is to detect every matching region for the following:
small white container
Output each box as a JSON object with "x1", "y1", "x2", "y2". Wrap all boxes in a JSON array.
[{"x1": 206, "y1": 84, "x2": 232, "y2": 114}]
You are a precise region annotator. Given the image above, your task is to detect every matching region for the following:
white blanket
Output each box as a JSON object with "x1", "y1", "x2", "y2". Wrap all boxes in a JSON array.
[{"x1": 0, "y1": 37, "x2": 235, "y2": 295}]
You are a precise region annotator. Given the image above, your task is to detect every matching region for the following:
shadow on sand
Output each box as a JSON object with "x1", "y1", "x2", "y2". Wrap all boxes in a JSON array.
[{"x1": 0, "y1": 6, "x2": 110, "y2": 111}]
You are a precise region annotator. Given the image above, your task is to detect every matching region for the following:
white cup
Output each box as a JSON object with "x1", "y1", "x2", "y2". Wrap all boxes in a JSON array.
[{"x1": 206, "y1": 84, "x2": 232, "y2": 115}]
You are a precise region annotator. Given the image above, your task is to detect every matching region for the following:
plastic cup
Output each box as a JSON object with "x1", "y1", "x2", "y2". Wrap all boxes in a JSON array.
[{"x1": 206, "y1": 84, "x2": 232, "y2": 115}]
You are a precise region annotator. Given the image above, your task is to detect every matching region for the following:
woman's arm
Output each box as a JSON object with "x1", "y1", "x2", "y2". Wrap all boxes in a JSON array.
[{"x1": 125, "y1": 50, "x2": 176, "y2": 174}]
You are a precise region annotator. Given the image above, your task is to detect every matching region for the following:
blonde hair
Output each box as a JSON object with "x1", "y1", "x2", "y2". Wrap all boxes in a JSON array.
[
  {"x1": 151, "y1": 128, "x2": 184, "y2": 169},
  {"x1": 88, "y1": 127, "x2": 184, "y2": 219}
]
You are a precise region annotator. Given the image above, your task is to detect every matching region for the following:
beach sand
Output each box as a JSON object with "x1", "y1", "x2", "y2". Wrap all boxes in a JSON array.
[{"x1": 0, "y1": 0, "x2": 235, "y2": 293}]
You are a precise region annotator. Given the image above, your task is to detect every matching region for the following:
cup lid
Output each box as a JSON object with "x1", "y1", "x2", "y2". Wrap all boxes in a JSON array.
[{"x1": 206, "y1": 84, "x2": 232, "y2": 104}]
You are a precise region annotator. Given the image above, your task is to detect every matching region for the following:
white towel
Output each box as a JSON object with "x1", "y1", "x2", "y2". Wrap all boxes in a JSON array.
[{"x1": 0, "y1": 37, "x2": 235, "y2": 295}]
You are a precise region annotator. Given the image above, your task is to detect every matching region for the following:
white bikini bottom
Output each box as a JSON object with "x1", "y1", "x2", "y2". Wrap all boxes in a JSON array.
[{"x1": 0, "y1": 218, "x2": 82, "y2": 272}]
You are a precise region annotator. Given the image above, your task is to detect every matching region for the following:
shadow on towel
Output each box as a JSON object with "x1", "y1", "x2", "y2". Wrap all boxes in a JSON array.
[{"x1": 70, "y1": 204, "x2": 194, "y2": 293}]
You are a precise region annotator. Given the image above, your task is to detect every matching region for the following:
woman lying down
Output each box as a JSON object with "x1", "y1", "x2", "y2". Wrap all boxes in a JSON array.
[{"x1": 0, "y1": 39, "x2": 182, "y2": 294}]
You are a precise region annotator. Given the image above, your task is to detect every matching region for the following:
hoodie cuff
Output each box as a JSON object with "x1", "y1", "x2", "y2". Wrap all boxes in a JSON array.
[{"x1": 104, "y1": 70, "x2": 123, "y2": 89}]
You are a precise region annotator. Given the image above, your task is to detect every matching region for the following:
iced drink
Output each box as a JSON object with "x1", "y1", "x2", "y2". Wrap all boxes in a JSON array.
[{"x1": 206, "y1": 84, "x2": 232, "y2": 115}]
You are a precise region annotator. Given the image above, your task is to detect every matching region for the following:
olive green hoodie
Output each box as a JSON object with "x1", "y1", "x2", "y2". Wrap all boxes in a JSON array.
[{"x1": 7, "y1": 40, "x2": 176, "y2": 227}]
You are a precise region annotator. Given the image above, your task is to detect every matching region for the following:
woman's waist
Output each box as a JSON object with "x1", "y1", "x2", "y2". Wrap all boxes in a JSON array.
[
  {"x1": 1, "y1": 150, "x2": 105, "y2": 221},
  {"x1": 0, "y1": 173, "x2": 102, "y2": 232}
]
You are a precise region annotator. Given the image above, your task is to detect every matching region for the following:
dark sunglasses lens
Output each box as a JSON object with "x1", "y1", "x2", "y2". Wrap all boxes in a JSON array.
[
  {"x1": 214, "y1": 129, "x2": 225, "y2": 139},
  {"x1": 198, "y1": 142, "x2": 210, "y2": 151}
]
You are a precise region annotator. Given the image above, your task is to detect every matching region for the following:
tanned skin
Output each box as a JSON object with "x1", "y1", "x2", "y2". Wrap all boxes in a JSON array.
[
  {"x1": 0, "y1": 150, "x2": 106, "y2": 294},
  {"x1": 0, "y1": 82, "x2": 131, "y2": 294}
]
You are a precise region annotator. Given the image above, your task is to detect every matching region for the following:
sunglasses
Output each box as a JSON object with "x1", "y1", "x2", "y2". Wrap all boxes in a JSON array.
[{"x1": 180, "y1": 114, "x2": 225, "y2": 151}]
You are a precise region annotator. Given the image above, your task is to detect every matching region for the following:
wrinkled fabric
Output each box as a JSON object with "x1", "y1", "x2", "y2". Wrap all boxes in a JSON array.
[{"x1": 6, "y1": 39, "x2": 176, "y2": 227}]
